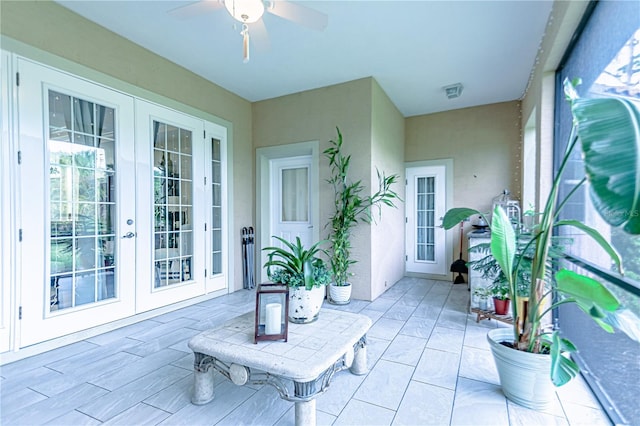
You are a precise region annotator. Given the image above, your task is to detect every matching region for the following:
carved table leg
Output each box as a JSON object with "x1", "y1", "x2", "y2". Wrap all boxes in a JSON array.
[
  {"x1": 295, "y1": 399, "x2": 316, "y2": 426},
  {"x1": 350, "y1": 334, "x2": 368, "y2": 375},
  {"x1": 192, "y1": 352, "x2": 215, "y2": 405},
  {"x1": 293, "y1": 380, "x2": 317, "y2": 426}
]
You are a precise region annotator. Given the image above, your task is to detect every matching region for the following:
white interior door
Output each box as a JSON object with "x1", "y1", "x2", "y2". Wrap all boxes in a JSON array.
[
  {"x1": 18, "y1": 58, "x2": 136, "y2": 346},
  {"x1": 406, "y1": 165, "x2": 448, "y2": 276},
  {"x1": 270, "y1": 156, "x2": 313, "y2": 248}
]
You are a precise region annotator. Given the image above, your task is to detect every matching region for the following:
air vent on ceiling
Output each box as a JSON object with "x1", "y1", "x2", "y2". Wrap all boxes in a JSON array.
[{"x1": 443, "y1": 83, "x2": 464, "y2": 99}]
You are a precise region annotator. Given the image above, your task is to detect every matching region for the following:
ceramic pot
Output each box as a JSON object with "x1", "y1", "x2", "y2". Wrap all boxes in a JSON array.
[
  {"x1": 288, "y1": 285, "x2": 325, "y2": 323},
  {"x1": 329, "y1": 282, "x2": 352, "y2": 305},
  {"x1": 487, "y1": 328, "x2": 554, "y2": 410}
]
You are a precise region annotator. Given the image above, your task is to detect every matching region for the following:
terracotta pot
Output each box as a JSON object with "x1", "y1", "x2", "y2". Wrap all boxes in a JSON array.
[{"x1": 493, "y1": 297, "x2": 510, "y2": 315}]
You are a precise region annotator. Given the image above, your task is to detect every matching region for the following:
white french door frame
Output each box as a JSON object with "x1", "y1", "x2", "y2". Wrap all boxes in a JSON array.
[
  {"x1": 2, "y1": 49, "x2": 234, "y2": 352},
  {"x1": 203, "y1": 121, "x2": 229, "y2": 294},
  {"x1": 405, "y1": 159, "x2": 454, "y2": 278},
  {"x1": 0, "y1": 50, "x2": 16, "y2": 353},
  {"x1": 256, "y1": 142, "x2": 320, "y2": 284},
  {"x1": 17, "y1": 57, "x2": 137, "y2": 347}
]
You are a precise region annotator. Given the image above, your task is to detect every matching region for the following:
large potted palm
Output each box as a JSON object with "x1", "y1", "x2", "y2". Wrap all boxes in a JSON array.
[
  {"x1": 443, "y1": 79, "x2": 640, "y2": 410},
  {"x1": 263, "y1": 236, "x2": 331, "y2": 323},
  {"x1": 324, "y1": 127, "x2": 401, "y2": 304}
]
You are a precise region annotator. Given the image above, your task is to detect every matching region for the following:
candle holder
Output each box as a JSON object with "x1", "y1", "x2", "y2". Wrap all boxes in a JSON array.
[{"x1": 254, "y1": 283, "x2": 289, "y2": 343}]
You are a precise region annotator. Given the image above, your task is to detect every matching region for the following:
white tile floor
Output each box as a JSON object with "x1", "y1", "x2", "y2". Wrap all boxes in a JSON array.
[{"x1": 0, "y1": 278, "x2": 611, "y2": 425}]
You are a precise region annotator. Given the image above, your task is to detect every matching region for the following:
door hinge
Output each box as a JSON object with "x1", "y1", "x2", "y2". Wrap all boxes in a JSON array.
[
  {"x1": 16, "y1": 72, "x2": 20, "y2": 86},
  {"x1": 204, "y1": 176, "x2": 207, "y2": 186},
  {"x1": 204, "y1": 130, "x2": 206, "y2": 139},
  {"x1": 405, "y1": 217, "x2": 408, "y2": 223},
  {"x1": 405, "y1": 255, "x2": 408, "y2": 261},
  {"x1": 405, "y1": 179, "x2": 408, "y2": 186},
  {"x1": 19, "y1": 306, "x2": 22, "y2": 320},
  {"x1": 204, "y1": 223, "x2": 207, "y2": 232},
  {"x1": 19, "y1": 229, "x2": 23, "y2": 242},
  {"x1": 17, "y1": 150, "x2": 22, "y2": 164},
  {"x1": 205, "y1": 269, "x2": 207, "y2": 277}
]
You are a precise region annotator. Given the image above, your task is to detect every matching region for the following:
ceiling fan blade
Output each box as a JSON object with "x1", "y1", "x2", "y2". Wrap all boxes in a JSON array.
[
  {"x1": 267, "y1": 1, "x2": 328, "y2": 31},
  {"x1": 167, "y1": 0, "x2": 224, "y2": 20},
  {"x1": 249, "y1": 19, "x2": 271, "y2": 53}
]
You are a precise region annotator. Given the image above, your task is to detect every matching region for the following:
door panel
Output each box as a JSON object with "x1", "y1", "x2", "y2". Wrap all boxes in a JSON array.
[
  {"x1": 406, "y1": 165, "x2": 447, "y2": 275},
  {"x1": 270, "y1": 156, "x2": 313, "y2": 249},
  {"x1": 18, "y1": 59, "x2": 136, "y2": 347},
  {"x1": 0, "y1": 51, "x2": 12, "y2": 352},
  {"x1": 134, "y1": 101, "x2": 206, "y2": 312},
  {"x1": 204, "y1": 123, "x2": 228, "y2": 293}
]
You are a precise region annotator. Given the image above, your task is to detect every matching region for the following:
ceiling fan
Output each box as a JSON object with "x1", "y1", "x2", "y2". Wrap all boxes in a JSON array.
[{"x1": 169, "y1": 0, "x2": 328, "y2": 62}]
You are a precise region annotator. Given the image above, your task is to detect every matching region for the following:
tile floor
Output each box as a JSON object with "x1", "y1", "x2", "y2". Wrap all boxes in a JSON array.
[{"x1": 0, "y1": 277, "x2": 611, "y2": 425}]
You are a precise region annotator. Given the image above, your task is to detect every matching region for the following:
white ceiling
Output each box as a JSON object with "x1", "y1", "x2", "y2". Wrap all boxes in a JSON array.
[{"x1": 55, "y1": 0, "x2": 554, "y2": 117}]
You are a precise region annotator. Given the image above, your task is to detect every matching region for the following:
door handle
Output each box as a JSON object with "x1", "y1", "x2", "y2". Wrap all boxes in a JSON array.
[{"x1": 122, "y1": 232, "x2": 136, "y2": 239}]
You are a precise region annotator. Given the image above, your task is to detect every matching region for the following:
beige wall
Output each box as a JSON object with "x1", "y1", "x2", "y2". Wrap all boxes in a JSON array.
[
  {"x1": 1, "y1": 0, "x2": 254, "y2": 291},
  {"x1": 406, "y1": 101, "x2": 521, "y2": 256},
  {"x1": 253, "y1": 77, "x2": 405, "y2": 300},
  {"x1": 370, "y1": 80, "x2": 405, "y2": 300}
]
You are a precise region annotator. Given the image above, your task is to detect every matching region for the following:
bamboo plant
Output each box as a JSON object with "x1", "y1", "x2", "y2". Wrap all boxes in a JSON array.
[
  {"x1": 443, "y1": 78, "x2": 640, "y2": 386},
  {"x1": 324, "y1": 127, "x2": 401, "y2": 287}
]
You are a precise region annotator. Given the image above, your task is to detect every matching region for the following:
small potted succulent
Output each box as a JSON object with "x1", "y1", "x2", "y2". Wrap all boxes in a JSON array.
[{"x1": 263, "y1": 236, "x2": 331, "y2": 323}]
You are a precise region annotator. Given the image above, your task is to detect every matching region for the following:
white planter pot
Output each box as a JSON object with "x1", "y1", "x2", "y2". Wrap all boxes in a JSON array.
[
  {"x1": 487, "y1": 328, "x2": 555, "y2": 410},
  {"x1": 329, "y1": 282, "x2": 352, "y2": 305},
  {"x1": 288, "y1": 285, "x2": 325, "y2": 324}
]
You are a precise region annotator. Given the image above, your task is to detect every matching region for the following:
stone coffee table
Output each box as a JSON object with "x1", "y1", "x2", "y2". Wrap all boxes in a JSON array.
[{"x1": 188, "y1": 308, "x2": 372, "y2": 426}]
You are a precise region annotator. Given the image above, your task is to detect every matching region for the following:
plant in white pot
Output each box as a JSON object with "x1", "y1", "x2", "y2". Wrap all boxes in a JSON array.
[
  {"x1": 324, "y1": 127, "x2": 401, "y2": 304},
  {"x1": 263, "y1": 236, "x2": 331, "y2": 323},
  {"x1": 443, "y1": 78, "x2": 640, "y2": 410}
]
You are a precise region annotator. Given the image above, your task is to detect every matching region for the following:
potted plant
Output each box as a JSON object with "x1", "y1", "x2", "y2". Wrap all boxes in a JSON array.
[
  {"x1": 472, "y1": 286, "x2": 492, "y2": 311},
  {"x1": 324, "y1": 127, "x2": 401, "y2": 304},
  {"x1": 263, "y1": 236, "x2": 332, "y2": 323},
  {"x1": 488, "y1": 279, "x2": 510, "y2": 315},
  {"x1": 443, "y1": 78, "x2": 640, "y2": 410}
]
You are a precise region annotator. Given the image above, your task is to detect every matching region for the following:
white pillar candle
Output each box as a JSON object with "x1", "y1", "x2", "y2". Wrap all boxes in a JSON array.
[{"x1": 265, "y1": 303, "x2": 282, "y2": 335}]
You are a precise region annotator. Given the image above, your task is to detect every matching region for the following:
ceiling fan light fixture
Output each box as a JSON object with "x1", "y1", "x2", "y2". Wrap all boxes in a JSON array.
[{"x1": 225, "y1": 0, "x2": 265, "y2": 23}]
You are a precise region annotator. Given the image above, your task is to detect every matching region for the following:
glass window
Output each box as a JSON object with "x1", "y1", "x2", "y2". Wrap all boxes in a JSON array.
[
  {"x1": 554, "y1": 2, "x2": 640, "y2": 423},
  {"x1": 211, "y1": 137, "x2": 223, "y2": 275},
  {"x1": 153, "y1": 120, "x2": 193, "y2": 286},
  {"x1": 48, "y1": 90, "x2": 116, "y2": 311}
]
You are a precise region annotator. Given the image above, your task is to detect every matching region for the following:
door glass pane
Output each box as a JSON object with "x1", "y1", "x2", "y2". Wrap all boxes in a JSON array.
[
  {"x1": 281, "y1": 167, "x2": 309, "y2": 222},
  {"x1": 415, "y1": 176, "x2": 435, "y2": 261},
  {"x1": 211, "y1": 138, "x2": 222, "y2": 275},
  {"x1": 48, "y1": 90, "x2": 116, "y2": 312},
  {"x1": 153, "y1": 120, "x2": 193, "y2": 286}
]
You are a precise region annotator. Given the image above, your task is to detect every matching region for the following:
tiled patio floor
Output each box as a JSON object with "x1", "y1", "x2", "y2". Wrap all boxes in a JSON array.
[{"x1": 0, "y1": 277, "x2": 611, "y2": 425}]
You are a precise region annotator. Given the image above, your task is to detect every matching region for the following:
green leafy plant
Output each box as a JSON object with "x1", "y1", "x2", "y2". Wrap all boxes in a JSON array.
[
  {"x1": 443, "y1": 78, "x2": 640, "y2": 387},
  {"x1": 263, "y1": 236, "x2": 331, "y2": 290},
  {"x1": 324, "y1": 127, "x2": 402, "y2": 286}
]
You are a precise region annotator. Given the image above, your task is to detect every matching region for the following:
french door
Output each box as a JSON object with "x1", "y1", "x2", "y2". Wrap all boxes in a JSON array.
[
  {"x1": 405, "y1": 164, "x2": 448, "y2": 276},
  {"x1": 134, "y1": 102, "x2": 207, "y2": 312},
  {"x1": 18, "y1": 58, "x2": 136, "y2": 346},
  {"x1": 15, "y1": 57, "x2": 228, "y2": 347}
]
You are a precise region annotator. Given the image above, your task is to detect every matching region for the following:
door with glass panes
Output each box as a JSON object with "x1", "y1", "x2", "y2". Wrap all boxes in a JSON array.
[
  {"x1": 405, "y1": 165, "x2": 448, "y2": 276},
  {"x1": 134, "y1": 102, "x2": 207, "y2": 312},
  {"x1": 17, "y1": 58, "x2": 227, "y2": 347},
  {"x1": 18, "y1": 58, "x2": 136, "y2": 346}
]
